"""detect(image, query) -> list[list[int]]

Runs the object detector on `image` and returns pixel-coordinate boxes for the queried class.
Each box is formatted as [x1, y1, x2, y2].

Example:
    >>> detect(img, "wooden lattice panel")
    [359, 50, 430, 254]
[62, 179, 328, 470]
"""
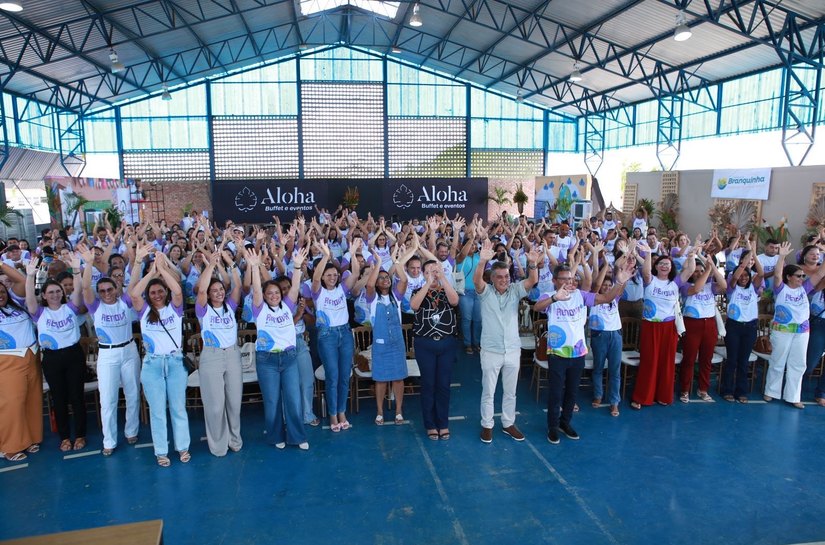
[810, 183, 825, 206]
[660, 171, 679, 199]
[622, 183, 638, 216]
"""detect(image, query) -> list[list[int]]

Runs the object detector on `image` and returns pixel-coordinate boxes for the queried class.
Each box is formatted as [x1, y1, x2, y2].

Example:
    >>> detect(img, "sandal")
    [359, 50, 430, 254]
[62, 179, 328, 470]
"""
[815, 397, 825, 407]
[763, 395, 773, 402]
[126, 436, 138, 445]
[427, 430, 439, 441]
[438, 430, 451, 440]
[330, 423, 342, 433]
[591, 398, 602, 409]
[610, 405, 620, 417]
[59, 439, 72, 452]
[723, 395, 735, 403]
[102, 448, 115, 456]
[790, 402, 805, 409]
[179, 450, 191, 463]
[679, 392, 690, 404]
[630, 401, 642, 410]
[26, 444, 40, 454]
[697, 391, 714, 402]
[340, 421, 352, 430]
[465, 346, 474, 355]
[156, 455, 171, 467]
[395, 414, 404, 425]
[375, 414, 384, 426]
[4, 452, 27, 462]
[308, 418, 321, 427]
[737, 396, 748, 404]
[73, 437, 86, 451]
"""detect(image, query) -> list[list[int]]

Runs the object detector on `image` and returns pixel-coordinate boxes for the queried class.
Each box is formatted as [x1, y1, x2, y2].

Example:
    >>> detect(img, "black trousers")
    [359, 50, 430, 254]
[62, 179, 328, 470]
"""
[42, 343, 87, 441]
[547, 355, 584, 430]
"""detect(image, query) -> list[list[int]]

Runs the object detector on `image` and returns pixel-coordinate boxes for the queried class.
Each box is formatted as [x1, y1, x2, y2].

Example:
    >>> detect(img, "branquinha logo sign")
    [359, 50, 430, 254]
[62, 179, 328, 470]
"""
[711, 168, 771, 200]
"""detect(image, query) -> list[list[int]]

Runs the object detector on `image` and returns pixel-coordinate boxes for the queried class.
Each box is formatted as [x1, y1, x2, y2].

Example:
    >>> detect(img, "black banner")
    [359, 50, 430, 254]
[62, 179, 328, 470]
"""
[212, 178, 488, 224]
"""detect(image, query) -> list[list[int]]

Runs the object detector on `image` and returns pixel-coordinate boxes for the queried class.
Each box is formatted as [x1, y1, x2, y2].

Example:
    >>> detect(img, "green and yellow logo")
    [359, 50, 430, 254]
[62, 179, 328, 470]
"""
[717, 177, 728, 190]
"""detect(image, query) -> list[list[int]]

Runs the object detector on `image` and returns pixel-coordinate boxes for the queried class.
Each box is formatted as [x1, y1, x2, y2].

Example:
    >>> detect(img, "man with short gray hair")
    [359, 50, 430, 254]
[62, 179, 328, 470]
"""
[474, 239, 540, 443]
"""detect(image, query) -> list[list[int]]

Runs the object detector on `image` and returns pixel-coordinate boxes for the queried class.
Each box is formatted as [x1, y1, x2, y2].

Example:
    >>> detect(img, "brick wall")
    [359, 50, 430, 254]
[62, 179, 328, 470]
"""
[141, 180, 212, 225]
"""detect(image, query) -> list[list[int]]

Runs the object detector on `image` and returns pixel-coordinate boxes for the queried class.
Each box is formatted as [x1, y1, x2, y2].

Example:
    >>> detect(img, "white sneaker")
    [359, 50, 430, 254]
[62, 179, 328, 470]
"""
[298, 442, 309, 451]
[275, 442, 286, 449]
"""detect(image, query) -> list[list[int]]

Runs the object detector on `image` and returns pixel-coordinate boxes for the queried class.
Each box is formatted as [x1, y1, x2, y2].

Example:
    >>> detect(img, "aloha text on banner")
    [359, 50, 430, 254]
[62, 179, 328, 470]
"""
[711, 168, 771, 200]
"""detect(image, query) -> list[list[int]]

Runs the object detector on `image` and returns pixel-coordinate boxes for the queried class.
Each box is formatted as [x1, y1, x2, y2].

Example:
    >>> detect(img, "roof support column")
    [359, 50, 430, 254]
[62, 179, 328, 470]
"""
[776, 16, 824, 166]
[655, 93, 682, 171]
[58, 109, 86, 176]
[583, 113, 605, 177]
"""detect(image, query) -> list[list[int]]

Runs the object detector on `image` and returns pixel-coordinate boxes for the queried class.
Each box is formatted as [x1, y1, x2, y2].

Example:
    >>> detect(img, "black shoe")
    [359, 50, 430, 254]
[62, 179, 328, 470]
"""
[559, 423, 579, 440]
[547, 429, 560, 444]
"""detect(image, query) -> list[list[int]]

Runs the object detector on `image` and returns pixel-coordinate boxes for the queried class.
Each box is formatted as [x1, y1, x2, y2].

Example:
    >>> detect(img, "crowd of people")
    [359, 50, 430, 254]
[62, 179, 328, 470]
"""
[1, 203, 823, 465]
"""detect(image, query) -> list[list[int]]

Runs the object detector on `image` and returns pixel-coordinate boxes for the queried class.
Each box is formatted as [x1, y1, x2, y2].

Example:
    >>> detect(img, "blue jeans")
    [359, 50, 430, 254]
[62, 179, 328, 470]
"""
[317, 324, 354, 416]
[141, 353, 190, 456]
[295, 336, 318, 424]
[256, 349, 307, 445]
[805, 316, 825, 399]
[590, 330, 622, 405]
[415, 336, 456, 430]
[459, 289, 482, 348]
[722, 319, 758, 398]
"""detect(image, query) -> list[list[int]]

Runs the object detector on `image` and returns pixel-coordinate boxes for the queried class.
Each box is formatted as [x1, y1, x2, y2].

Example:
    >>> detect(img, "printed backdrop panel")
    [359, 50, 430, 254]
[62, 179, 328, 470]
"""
[213, 178, 488, 224]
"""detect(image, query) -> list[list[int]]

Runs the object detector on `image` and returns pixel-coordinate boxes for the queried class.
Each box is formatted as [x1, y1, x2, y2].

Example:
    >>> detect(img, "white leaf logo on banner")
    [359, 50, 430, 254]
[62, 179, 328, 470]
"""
[393, 184, 414, 209]
[234, 187, 258, 212]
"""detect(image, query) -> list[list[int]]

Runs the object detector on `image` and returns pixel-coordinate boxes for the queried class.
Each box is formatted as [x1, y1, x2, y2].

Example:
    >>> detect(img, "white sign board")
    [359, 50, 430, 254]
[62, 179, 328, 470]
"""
[711, 168, 771, 200]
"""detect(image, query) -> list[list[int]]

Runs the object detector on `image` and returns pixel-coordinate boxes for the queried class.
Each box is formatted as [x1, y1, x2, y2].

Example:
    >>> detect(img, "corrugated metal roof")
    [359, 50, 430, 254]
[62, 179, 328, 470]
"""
[0, 147, 82, 181]
[0, 0, 820, 116]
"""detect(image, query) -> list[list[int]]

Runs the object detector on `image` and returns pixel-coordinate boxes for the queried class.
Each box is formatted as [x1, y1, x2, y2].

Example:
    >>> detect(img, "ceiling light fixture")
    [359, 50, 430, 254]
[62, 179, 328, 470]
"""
[674, 11, 692, 42]
[391, 45, 402, 54]
[409, 3, 423, 27]
[299, 42, 309, 50]
[569, 62, 583, 82]
[515, 90, 524, 103]
[161, 84, 172, 101]
[0, 0, 22, 12]
[109, 49, 125, 74]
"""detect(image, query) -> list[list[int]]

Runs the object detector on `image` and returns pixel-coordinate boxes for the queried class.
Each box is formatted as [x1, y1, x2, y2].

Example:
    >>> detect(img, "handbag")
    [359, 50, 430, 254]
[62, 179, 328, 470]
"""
[714, 307, 726, 338]
[674, 300, 686, 337]
[754, 335, 772, 354]
[453, 261, 466, 295]
[240, 341, 257, 373]
[158, 319, 198, 372]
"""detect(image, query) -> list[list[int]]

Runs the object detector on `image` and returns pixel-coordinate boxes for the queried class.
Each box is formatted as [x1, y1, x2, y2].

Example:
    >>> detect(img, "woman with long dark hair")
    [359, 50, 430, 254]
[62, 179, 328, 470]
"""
[312, 239, 361, 432]
[765, 242, 825, 408]
[129, 246, 190, 467]
[247, 248, 309, 450]
[721, 244, 763, 403]
[25, 256, 86, 451]
[195, 249, 243, 456]
[364, 246, 408, 424]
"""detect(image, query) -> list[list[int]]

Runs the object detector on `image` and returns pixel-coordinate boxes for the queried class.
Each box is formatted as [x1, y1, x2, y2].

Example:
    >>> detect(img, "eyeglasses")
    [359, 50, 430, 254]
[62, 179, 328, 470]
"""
[792, 273, 807, 278]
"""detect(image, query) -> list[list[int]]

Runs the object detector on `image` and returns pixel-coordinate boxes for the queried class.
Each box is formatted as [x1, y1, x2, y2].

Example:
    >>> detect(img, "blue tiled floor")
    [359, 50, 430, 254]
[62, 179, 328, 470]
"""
[1, 352, 823, 545]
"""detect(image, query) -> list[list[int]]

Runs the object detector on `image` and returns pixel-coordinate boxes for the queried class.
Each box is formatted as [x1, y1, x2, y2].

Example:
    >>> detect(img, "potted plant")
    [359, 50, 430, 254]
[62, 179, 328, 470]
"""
[513, 183, 530, 215]
[342, 186, 360, 209]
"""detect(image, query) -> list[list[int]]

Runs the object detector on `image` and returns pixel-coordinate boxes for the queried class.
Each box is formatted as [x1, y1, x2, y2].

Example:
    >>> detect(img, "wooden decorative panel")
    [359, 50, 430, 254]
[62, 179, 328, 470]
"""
[660, 171, 679, 199]
[622, 183, 638, 216]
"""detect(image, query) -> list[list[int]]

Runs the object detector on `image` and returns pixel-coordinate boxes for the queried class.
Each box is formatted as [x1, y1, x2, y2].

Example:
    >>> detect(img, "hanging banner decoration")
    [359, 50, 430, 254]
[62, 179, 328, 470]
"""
[711, 168, 772, 200]
[212, 178, 488, 224]
[533, 175, 591, 222]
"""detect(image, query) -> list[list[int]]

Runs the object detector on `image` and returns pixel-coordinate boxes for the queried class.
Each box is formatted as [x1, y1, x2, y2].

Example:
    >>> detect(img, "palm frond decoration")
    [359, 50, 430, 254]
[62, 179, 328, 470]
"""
[806, 196, 825, 230]
[728, 200, 756, 234]
[657, 193, 679, 231]
[0, 202, 22, 227]
[707, 201, 733, 234]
